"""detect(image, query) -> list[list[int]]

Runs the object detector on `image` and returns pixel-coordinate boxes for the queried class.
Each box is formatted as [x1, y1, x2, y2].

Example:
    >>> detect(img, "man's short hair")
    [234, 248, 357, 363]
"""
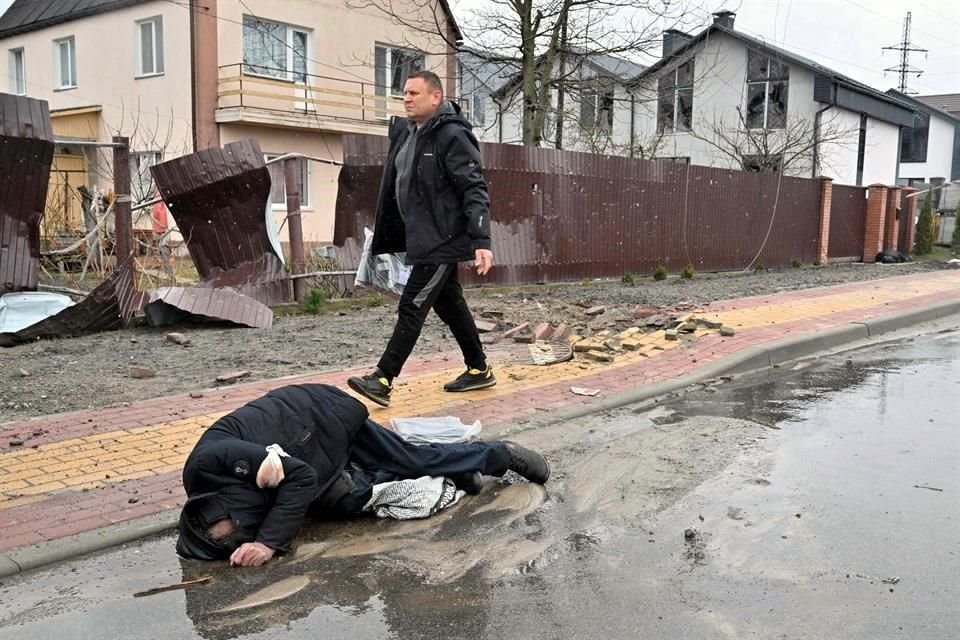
[407, 70, 443, 96]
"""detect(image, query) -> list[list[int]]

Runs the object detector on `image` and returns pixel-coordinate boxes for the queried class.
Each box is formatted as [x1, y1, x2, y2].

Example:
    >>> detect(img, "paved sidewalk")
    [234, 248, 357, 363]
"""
[2, 270, 959, 567]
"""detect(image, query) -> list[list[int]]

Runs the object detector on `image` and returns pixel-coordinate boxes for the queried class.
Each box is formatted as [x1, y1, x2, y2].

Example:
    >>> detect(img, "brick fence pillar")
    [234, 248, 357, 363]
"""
[864, 184, 888, 262]
[816, 176, 833, 264]
[899, 187, 918, 254]
[883, 187, 901, 252]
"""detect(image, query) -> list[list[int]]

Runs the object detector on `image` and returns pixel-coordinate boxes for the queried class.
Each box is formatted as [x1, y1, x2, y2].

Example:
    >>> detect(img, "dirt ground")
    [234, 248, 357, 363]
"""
[0, 261, 947, 422]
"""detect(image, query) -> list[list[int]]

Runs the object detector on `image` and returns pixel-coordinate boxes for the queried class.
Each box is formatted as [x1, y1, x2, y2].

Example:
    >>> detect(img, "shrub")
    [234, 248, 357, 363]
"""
[914, 191, 934, 256]
[653, 265, 668, 281]
[366, 293, 384, 308]
[622, 272, 636, 285]
[680, 263, 695, 279]
[791, 259, 803, 268]
[753, 261, 766, 272]
[303, 288, 327, 315]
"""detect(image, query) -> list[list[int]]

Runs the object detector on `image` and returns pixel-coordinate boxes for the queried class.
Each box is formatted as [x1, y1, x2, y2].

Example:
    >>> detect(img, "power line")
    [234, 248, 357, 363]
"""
[882, 11, 927, 95]
[843, 0, 960, 48]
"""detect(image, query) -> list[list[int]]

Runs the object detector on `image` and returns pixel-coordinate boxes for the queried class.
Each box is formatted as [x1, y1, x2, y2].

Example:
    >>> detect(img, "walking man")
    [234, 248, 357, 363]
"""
[348, 70, 494, 407]
[175, 383, 550, 566]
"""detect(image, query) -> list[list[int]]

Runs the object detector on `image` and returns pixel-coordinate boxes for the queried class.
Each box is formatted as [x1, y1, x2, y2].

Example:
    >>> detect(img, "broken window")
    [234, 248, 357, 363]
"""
[580, 82, 615, 132]
[745, 50, 789, 129]
[130, 151, 162, 204]
[742, 154, 782, 173]
[657, 59, 694, 133]
[899, 111, 929, 163]
[243, 16, 310, 82]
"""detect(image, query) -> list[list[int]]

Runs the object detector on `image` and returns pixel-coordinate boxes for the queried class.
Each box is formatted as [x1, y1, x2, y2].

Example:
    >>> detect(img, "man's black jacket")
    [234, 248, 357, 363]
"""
[370, 100, 491, 264]
[181, 384, 367, 553]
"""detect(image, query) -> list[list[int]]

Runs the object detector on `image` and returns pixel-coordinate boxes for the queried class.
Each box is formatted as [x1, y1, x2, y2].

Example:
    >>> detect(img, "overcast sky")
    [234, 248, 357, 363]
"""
[451, 0, 960, 96]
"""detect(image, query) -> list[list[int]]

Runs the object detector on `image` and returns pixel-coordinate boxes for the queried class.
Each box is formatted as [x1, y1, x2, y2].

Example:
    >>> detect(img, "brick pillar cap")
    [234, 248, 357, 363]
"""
[816, 176, 833, 182]
[902, 186, 918, 193]
[868, 183, 888, 188]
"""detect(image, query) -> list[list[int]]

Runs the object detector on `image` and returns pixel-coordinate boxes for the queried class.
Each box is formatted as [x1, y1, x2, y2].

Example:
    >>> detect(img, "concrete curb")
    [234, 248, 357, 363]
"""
[2, 299, 958, 580]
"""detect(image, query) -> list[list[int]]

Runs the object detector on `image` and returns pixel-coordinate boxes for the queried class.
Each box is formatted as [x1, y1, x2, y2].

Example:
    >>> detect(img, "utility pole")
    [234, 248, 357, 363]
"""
[882, 11, 927, 95]
[555, 12, 568, 150]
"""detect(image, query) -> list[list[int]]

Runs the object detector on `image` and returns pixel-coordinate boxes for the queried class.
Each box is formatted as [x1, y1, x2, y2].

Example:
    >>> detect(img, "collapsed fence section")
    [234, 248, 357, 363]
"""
[333, 136, 823, 285]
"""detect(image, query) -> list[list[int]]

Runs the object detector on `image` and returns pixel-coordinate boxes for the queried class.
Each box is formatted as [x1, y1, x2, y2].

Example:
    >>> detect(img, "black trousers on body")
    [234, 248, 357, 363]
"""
[376, 263, 486, 379]
[336, 419, 510, 512]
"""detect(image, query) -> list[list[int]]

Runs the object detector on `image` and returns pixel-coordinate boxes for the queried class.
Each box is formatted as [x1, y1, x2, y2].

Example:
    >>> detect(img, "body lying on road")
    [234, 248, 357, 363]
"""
[176, 383, 550, 567]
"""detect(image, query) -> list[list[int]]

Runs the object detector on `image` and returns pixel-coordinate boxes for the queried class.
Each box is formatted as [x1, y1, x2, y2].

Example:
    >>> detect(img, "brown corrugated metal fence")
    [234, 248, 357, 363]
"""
[828, 184, 868, 260]
[334, 136, 822, 285]
[0, 93, 55, 293]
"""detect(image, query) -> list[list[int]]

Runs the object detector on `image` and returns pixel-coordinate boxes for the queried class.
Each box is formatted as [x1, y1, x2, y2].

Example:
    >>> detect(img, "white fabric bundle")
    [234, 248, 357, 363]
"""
[390, 416, 482, 444]
[256, 444, 290, 488]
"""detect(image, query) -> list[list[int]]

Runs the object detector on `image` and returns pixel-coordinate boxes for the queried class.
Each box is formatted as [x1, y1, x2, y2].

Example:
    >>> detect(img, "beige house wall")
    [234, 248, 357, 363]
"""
[1, 1, 194, 159]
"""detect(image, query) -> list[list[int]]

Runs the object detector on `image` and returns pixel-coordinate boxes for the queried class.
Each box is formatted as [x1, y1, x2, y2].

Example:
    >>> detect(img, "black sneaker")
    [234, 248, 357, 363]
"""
[503, 441, 550, 484]
[347, 372, 392, 407]
[449, 471, 484, 495]
[443, 366, 496, 392]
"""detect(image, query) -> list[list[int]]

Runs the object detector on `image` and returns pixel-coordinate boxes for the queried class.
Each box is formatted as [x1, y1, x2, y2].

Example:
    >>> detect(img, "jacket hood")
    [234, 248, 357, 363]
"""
[422, 99, 472, 134]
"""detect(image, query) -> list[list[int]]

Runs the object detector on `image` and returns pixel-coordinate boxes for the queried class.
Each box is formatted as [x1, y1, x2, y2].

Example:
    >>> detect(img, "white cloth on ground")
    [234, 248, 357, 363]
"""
[390, 416, 482, 444]
[362, 475, 464, 520]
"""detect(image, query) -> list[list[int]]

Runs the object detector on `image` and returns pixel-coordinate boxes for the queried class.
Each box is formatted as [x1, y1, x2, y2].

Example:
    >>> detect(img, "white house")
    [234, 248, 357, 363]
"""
[460, 48, 645, 154]
[627, 11, 915, 185]
[889, 90, 959, 212]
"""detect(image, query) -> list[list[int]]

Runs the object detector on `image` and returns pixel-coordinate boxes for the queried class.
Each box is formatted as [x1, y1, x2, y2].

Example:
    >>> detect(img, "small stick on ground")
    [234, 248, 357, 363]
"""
[133, 576, 213, 598]
[913, 484, 943, 492]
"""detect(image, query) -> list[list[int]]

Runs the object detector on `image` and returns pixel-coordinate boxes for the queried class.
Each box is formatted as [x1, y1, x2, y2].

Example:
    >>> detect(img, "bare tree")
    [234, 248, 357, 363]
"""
[690, 108, 860, 176]
[347, 0, 702, 146]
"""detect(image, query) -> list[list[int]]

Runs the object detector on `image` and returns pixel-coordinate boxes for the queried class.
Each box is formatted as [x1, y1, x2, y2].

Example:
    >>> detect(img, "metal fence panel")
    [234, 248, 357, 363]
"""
[828, 184, 868, 260]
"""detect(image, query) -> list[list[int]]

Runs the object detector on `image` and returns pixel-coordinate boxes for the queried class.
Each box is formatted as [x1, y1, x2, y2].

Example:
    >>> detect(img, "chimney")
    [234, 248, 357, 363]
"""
[663, 29, 693, 58]
[712, 10, 736, 29]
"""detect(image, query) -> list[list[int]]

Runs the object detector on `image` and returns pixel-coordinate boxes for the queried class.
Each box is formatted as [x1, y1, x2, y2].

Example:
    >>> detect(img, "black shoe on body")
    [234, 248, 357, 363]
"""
[503, 441, 551, 484]
[449, 471, 484, 495]
[347, 372, 392, 407]
[444, 365, 497, 392]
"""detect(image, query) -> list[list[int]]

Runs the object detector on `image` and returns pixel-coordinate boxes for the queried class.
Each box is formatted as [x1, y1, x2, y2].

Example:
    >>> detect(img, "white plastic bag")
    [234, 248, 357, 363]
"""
[390, 416, 482, 444]
[354, 227, 408, 295]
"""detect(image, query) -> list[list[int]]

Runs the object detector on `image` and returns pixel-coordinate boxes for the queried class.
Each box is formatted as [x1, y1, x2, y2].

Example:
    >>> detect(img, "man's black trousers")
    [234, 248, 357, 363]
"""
[377, 263, 486, 379]
[336, 419, 510, 512]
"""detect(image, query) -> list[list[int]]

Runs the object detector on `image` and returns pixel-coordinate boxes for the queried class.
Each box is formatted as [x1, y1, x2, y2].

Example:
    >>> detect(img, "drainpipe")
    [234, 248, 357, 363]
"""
[629, 91, 636, 157]
[812, 104, 832, 178]
[496, 98, 504, 143]
[189, 0, 198, 152]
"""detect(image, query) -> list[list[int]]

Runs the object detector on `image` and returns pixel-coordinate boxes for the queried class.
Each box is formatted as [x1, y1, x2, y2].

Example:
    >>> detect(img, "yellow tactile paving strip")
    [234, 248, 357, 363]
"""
[2, 272, 958, 510]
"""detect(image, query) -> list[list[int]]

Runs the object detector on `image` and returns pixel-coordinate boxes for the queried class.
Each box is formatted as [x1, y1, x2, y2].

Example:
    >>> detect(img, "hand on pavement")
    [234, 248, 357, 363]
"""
[475, 249, 494, 276]
[229, 542, 275, 567]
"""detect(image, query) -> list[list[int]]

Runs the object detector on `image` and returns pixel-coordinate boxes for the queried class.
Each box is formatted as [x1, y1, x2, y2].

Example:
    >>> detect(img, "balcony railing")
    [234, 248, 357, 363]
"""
[217, 63, 406, 126]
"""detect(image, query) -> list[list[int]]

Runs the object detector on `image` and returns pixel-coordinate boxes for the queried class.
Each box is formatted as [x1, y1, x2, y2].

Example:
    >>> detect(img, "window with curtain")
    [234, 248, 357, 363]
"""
[243, 16, 309, 82]
[136, 17, 164, 77]
[54, 37, 76, 89]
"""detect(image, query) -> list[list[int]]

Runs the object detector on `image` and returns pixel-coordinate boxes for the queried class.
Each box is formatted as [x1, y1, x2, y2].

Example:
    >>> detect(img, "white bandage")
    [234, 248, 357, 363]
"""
[256, 444, 290, 488]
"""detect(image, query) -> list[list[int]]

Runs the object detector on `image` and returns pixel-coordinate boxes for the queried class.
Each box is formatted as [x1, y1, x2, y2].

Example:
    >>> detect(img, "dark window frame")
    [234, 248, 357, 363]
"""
[745, 50, 789, 130]
[899, 111, 930, 163]
[657, 59, 694, 134]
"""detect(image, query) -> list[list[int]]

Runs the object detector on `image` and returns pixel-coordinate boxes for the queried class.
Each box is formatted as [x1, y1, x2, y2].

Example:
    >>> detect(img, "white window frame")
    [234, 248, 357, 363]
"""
[54, 36, 77, 90]
[135, 16, 165, 78]
[264, 154, 311, 210]
[130, 151, 163, 203]
[375, 44, 425, 99]
[242, 16, 311, 84]
[8, 48, 26, 95]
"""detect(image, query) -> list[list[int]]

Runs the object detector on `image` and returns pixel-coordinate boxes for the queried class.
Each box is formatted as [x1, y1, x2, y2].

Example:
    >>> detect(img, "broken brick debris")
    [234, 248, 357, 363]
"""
[665, 329, 679, 341]
[163, 332, 191, 345]
[130, 366, 157, 379]
[532, 322, 552, 341]
[585, 350, 613, 362]
[720, 326, 736, 337]
[503, 322, 530, 339]
[216, 370, 252, 384]
[585, 306, 606, 316]
[632, 304, 659, 319]
[552, 324, 571, 340]
[474, 320, 499, 333]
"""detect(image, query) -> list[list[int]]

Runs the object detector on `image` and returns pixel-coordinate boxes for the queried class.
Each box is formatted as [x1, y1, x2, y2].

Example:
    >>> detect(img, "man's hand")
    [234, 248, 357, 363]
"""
[474, 249, 494, 276]
[229, 542, 275, 567]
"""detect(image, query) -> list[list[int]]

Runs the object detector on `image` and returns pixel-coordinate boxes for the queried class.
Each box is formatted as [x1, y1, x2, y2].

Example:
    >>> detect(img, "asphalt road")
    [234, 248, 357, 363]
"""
[1, 328, 957, 640]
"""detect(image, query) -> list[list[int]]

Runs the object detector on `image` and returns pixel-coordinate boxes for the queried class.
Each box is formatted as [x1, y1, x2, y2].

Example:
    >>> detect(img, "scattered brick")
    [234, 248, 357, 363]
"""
[216, 370, 252, 384]
[585, 350, 614, 362]
[480, 334, 500, 345]
[503, 322, 530, 339]
[480, 310, 504, 319]
[696, 317, 723, 329]
[585, 306, 606, 316]
[163, 332, 191, 346]
[129, 366, 157, 379]
[618, 327, 641, 339]
[566, 334, 583, 346]
[474, 320, 499, 333]
[574, 340, 604, 352]
[532, 322, 552, 341]
[189, 392, 205, 399]
[720, 326, 736, 337]
[552, 324, 571, 340]
[665, 329, 679, 341]
[621, 338, 644, 350]
[633, 304, 659, 319]
[513, 330, 535, 344]
[19, 368, 31, 377]
[677, 322, 698, 333]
